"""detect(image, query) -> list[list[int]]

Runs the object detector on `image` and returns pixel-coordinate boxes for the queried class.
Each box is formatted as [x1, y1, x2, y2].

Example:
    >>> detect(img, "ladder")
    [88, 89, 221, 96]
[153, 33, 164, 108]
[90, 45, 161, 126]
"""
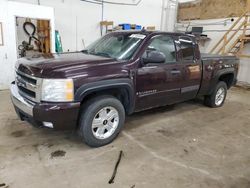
[210, 11, 250, 58]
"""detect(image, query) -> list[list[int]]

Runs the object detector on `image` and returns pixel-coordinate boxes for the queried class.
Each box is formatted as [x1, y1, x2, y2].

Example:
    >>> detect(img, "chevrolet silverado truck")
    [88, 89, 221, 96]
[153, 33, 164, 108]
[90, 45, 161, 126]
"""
[11, 31, 239, 147]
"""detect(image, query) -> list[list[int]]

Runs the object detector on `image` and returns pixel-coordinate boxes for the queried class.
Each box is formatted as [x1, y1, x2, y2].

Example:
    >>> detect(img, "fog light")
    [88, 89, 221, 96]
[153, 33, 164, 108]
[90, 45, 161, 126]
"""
[43, 122, 53, 128]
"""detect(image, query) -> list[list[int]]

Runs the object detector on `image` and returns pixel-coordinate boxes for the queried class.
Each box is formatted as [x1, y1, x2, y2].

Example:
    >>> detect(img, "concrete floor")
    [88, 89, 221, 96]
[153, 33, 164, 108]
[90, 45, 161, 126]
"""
[0, 87, 250, 188]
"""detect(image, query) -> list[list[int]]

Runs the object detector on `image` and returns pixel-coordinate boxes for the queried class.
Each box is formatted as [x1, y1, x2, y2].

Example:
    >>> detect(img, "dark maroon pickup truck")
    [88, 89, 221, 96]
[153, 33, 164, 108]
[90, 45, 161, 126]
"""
[11, 31, 239, 147]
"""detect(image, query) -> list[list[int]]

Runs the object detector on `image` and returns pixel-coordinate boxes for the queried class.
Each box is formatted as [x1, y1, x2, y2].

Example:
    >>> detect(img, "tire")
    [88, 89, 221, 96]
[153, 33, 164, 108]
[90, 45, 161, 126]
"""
[204, 81, 227, 108]
[78, 95, 125, 147]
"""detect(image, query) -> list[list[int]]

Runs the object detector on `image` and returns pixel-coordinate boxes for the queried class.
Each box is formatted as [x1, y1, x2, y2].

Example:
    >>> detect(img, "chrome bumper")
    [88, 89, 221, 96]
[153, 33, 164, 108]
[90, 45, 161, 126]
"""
[10, 83, 34, 116]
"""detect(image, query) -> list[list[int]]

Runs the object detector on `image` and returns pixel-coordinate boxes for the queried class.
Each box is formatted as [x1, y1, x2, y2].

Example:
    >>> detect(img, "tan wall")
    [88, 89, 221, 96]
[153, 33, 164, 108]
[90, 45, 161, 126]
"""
[248, 0, 250, 10]
[178, 0, 249, 21]
[178, 2, 202, 20]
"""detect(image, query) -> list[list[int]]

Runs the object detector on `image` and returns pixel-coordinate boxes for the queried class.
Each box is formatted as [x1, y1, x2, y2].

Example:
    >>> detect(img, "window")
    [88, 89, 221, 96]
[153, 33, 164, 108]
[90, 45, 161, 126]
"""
[143, 35, 176, 63]
[179, 37, 194, 61]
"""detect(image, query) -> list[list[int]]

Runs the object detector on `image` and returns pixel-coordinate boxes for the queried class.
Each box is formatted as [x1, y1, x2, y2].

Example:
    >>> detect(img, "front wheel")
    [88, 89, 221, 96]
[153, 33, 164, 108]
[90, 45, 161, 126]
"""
[204, 81, 227, 108]
[78, 95, 125, 147]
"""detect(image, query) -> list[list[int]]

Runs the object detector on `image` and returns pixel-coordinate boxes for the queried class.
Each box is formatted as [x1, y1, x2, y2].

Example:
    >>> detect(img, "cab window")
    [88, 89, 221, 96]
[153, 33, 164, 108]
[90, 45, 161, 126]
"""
[179, 37, 194, 61]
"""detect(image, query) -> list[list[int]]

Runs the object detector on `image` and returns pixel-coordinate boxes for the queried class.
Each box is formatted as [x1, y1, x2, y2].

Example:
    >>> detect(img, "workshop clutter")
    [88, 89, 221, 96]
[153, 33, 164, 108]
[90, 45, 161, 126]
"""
[100, 20, 155, 36]
[16, 17, 51, 57]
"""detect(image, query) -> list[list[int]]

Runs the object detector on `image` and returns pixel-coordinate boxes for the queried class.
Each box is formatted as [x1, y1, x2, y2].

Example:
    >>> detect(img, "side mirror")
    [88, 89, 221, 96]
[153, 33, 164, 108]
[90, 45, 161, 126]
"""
[143, 51, 166, 64]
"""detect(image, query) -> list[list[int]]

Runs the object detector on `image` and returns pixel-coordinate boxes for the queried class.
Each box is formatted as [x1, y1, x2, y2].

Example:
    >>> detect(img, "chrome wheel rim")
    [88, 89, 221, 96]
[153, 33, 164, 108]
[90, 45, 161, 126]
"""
[215, 87, 225, 106]
[92, 106, 119, 140]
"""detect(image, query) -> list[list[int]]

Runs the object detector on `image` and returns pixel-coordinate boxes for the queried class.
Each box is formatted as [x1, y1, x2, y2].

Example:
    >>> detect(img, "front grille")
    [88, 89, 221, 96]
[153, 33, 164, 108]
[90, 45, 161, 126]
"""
[18, 85, 36, 98]
[15, 71, 42, 102]
[16, 72, 37, 85]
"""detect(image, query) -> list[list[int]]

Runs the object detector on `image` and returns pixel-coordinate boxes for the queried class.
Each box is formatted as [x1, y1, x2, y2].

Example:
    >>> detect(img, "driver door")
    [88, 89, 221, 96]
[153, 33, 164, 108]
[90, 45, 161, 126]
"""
[135, 35, 183, 111]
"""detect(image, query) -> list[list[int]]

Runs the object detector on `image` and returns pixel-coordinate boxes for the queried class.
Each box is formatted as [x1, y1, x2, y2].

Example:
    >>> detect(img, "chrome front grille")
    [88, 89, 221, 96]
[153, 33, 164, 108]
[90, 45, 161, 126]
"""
[15, 71, 42, 103]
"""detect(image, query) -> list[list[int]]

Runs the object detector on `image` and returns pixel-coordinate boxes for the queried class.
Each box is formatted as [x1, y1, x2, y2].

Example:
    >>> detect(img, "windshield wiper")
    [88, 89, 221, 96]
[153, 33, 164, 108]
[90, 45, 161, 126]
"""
[90, 52, 112, 58]
[95, 52, 112, 58]
[81, 49, 89, 54]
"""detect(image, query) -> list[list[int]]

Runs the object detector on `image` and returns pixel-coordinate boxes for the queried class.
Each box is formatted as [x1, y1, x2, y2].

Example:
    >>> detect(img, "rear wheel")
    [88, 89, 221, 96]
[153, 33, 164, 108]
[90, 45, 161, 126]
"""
[204, 81, 227, 108]
[78, 95, 125, 147]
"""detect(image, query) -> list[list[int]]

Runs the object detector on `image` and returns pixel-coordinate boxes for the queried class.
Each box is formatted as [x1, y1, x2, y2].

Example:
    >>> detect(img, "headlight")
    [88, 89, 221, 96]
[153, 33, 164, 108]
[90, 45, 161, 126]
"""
[41, 79, 74, 102]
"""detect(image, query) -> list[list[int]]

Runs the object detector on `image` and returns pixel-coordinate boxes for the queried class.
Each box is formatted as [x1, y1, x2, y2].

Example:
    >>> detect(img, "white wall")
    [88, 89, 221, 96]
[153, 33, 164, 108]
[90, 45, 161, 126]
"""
[176, 18, 250, 85]
[161, 0, 178, 32]
[0, 0, 9, 89]
[0, 1, 55, 90]
[9, 0, 166, 51]
[178, 0, 196, 2]
[237, 44, 250, 85]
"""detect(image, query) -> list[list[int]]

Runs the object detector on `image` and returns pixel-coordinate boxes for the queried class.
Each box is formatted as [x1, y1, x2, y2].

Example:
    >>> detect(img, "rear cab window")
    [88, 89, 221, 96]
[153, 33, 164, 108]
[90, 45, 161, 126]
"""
[178, 36, 195, 61]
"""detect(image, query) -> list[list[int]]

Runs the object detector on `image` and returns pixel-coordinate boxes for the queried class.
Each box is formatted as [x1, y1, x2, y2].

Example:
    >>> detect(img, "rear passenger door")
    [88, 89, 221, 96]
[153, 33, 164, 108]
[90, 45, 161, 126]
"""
[177, 36, 202, 100]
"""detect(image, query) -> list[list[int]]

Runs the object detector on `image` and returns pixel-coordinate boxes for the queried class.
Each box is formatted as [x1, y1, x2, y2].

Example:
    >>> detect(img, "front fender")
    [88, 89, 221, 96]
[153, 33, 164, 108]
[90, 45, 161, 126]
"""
[74, 78, 135, 114]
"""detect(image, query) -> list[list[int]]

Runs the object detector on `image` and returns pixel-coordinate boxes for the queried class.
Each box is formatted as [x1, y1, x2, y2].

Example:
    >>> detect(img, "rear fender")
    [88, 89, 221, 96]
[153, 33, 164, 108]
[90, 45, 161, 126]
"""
[208, 68, 235, 95]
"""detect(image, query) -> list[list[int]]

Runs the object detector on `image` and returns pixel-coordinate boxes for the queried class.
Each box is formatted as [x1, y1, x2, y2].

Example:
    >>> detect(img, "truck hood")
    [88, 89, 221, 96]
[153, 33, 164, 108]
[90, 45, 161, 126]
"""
[16, 52, 119, 78]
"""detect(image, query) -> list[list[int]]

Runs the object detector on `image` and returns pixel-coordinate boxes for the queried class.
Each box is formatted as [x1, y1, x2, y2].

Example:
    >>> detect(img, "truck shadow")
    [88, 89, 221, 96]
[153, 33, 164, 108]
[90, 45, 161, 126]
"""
[124, 98, 205, 131]
[6, 96, 206, 150]
[29, 98, 205, 147]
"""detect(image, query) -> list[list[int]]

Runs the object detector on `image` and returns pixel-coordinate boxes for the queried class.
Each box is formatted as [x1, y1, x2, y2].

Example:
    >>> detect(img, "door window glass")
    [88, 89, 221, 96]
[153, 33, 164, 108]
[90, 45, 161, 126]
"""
[143, 35, 176, 63]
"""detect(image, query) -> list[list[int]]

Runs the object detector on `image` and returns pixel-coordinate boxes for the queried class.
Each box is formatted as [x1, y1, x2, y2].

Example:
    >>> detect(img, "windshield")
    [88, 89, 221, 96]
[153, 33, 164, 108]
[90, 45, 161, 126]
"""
[83, 33, 146, 60]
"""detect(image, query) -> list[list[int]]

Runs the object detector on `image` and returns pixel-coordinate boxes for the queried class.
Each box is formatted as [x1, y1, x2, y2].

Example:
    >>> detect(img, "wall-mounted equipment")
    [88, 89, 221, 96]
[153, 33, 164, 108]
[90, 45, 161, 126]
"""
[16, 17, 51, 58]
[191, 27, 203, 34]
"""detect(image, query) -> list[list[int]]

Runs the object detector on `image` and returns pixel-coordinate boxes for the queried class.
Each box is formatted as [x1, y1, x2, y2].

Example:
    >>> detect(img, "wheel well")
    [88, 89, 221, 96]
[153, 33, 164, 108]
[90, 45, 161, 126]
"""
[80, 88, 132, 114]
[219, 73, 234, 89]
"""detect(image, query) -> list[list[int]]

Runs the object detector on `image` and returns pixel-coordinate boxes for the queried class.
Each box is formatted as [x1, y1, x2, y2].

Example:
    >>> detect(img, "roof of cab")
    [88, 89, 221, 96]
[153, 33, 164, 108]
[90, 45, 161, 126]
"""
[111, 30, 195, 38]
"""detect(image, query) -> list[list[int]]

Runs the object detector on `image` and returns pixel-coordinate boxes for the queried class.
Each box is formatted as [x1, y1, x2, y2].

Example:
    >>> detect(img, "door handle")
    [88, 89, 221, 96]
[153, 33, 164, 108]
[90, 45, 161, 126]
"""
[144, 66, 157, 69]
[171, 69, 181, 75]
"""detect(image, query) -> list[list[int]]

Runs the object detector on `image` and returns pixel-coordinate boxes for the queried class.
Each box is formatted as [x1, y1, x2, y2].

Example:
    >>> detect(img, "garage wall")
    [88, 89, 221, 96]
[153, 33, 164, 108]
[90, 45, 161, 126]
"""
[0, 0, 9, 89]
[237, 44, 250, 85]
[9, 0, 165, 51]
[0, 0, 177, 90]
[176, 18, 250, 85]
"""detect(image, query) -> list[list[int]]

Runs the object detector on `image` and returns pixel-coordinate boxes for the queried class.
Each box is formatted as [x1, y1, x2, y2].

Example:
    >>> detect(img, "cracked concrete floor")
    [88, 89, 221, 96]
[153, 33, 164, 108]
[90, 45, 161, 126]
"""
[0, 87, 250, 188]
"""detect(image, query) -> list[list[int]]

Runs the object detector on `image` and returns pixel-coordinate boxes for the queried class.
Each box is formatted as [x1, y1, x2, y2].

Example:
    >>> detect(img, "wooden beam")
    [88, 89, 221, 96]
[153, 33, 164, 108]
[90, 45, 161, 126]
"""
[216, 21, 246, 54]
[210, 11, 247, 53]
[238, 54, 250, 58]
[226, 37, 240, 54]
[239, 15, 248, 54]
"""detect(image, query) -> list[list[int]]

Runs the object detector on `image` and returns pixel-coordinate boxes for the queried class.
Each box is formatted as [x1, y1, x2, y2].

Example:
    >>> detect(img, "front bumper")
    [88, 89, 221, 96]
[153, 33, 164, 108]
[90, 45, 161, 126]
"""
[11, 82, 34, 116]
[11, 82, 81, 130]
